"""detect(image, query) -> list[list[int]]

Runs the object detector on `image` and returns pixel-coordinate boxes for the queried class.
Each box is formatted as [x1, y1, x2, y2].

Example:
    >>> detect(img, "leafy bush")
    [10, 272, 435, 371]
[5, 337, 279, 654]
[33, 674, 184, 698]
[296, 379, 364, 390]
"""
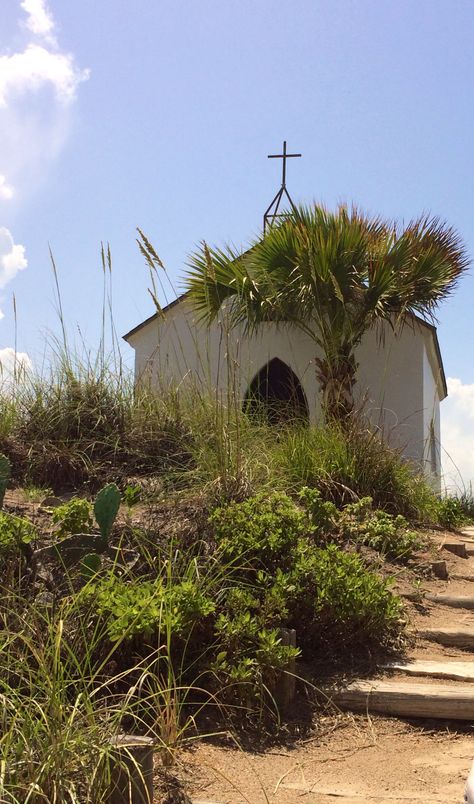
[0, 511, 36, 556]
[210, 490, 311, 573]
[298, 486, 338, 541]
[211, 492, 404, 658]
[436, 495, 467, 530]
[338, 497, 422, 560]
[280, 541, 402, 652]
[52, 497, 94, 536]
[213, 621, 299, 703]
[123, 483, 141, 507]
[87, 573, 216, 643]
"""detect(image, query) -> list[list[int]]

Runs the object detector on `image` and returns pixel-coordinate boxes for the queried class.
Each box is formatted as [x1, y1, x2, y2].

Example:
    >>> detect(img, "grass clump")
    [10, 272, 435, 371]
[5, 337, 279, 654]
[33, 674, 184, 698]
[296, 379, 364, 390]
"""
[0, 359, 196, 493]
[275, 422, 437, 521]
[436, 493, 474, 530]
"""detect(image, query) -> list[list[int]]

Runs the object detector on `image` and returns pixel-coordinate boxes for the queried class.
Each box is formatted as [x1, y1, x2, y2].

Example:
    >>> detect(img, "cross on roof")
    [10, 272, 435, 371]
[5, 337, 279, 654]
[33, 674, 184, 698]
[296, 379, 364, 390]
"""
[264, 140, 302, 233]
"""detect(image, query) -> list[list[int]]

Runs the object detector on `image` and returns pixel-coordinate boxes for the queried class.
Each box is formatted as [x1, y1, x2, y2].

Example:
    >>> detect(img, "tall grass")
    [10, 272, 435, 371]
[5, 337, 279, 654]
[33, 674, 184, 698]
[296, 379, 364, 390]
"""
[0, 351, 437, 520]
[0, 537, 232, 802]
[274, 421, 437, 520]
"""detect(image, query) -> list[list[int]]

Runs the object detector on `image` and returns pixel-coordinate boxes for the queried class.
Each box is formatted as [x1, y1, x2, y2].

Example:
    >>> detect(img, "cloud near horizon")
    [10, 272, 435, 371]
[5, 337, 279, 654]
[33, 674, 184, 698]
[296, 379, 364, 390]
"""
[0, 347, 32, 386]
[0, 227, 28, 318]
[441, 376, 474, 491]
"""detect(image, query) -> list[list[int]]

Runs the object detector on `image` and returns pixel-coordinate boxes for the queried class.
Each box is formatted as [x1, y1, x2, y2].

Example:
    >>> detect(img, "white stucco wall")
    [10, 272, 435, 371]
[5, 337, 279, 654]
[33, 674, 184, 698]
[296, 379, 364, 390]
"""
[126, 300, 444, 476]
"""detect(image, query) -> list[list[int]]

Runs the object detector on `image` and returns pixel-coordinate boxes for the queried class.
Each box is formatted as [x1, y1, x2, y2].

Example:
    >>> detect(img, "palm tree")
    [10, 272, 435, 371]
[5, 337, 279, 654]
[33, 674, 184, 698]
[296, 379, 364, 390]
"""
[185, 204, 468, 421]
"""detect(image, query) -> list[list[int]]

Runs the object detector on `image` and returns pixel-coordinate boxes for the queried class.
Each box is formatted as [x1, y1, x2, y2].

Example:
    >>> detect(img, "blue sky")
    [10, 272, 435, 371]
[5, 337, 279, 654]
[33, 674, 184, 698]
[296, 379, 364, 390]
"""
[1, 0, 473, 487]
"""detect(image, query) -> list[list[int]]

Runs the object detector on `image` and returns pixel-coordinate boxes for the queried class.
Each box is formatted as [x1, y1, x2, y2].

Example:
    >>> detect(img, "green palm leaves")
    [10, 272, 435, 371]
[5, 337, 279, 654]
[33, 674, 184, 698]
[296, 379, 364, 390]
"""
[186, 204, 468, 419]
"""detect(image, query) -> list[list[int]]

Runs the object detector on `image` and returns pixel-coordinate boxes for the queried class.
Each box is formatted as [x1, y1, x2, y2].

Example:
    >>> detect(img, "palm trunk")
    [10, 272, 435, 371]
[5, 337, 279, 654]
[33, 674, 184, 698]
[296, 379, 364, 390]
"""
[315, 348, 358, 422]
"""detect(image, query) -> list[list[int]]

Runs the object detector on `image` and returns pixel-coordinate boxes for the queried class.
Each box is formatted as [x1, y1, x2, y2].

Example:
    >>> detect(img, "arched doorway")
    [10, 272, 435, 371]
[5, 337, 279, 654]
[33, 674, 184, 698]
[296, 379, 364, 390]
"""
[244, 358, 309, 424]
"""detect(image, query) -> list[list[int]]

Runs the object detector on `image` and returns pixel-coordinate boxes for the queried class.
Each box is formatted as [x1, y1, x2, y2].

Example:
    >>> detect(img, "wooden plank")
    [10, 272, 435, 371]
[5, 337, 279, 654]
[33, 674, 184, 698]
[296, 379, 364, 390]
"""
[425, 593, 474, 610]
[442, 541, 468, 558]
[385, 659, 474, 681]
[419, 626, 474, 648]
[333, 679, 474, 719]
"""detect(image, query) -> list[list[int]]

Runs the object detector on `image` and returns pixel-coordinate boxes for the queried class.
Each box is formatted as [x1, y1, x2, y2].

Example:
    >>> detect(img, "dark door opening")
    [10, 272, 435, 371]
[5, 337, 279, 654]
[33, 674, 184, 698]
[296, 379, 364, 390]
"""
[244, 358, 309, 424]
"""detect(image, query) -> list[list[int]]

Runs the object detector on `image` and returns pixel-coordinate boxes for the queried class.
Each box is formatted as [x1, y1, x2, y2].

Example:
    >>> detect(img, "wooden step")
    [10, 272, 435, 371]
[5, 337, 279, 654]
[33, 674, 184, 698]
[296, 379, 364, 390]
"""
[425, 592, 474, 610]
[333, 678, 474, 719]
[442, 541, 468, 558]
[385, 659, 474, 681]
[418, 626, 474, 649]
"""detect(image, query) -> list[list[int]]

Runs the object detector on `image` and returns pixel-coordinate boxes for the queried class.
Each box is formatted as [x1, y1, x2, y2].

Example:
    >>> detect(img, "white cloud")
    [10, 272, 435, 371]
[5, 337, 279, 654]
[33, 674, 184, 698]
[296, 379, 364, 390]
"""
[21, 0, 55, 41]
[0, 44, 89, 108]
[0, 2, 89, 206]
[0, 228, 27, 318]
[0, 175, 14, 201]
[0, 227, 27, 290]
[441, 377, 474, 492]
[0, 347, 32, 386]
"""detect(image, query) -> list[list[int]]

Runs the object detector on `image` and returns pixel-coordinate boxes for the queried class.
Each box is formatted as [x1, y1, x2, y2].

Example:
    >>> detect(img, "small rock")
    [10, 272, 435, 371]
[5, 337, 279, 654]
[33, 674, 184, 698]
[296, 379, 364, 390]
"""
[40, 495, 63, 509]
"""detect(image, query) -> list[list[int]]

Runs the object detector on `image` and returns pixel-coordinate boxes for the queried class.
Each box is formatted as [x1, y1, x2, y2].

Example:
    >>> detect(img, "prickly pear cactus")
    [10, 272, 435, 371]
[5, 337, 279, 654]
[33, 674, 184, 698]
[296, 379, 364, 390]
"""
[80, 552, 101, 580]
[94, 483, 121, 551]
[0, 453, 11, 509]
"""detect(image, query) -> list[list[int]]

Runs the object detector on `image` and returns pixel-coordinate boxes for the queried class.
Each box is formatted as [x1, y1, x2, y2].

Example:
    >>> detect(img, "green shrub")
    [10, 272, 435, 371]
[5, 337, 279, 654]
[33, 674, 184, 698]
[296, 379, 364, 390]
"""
[210, 490, 311, 573]
[52, 497, 94, 536]
[298, 486, 338, 541]
[123, 483, 141, 507]
[280, 541, 402, 652]
[85, 573, 215, 643]
[339, 497, 422, 560]
[0, 511, 36, 556]
[213, 622, 299, 703]
[211, 493, 404, 660]
[436, 495, 466, 530]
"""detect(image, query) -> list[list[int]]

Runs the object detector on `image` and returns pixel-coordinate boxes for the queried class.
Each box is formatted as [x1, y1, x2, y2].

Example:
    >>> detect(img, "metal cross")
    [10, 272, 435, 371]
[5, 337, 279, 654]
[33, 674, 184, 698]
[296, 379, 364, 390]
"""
[267, 140, 301, 189]
[264, 140, 302, 232]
